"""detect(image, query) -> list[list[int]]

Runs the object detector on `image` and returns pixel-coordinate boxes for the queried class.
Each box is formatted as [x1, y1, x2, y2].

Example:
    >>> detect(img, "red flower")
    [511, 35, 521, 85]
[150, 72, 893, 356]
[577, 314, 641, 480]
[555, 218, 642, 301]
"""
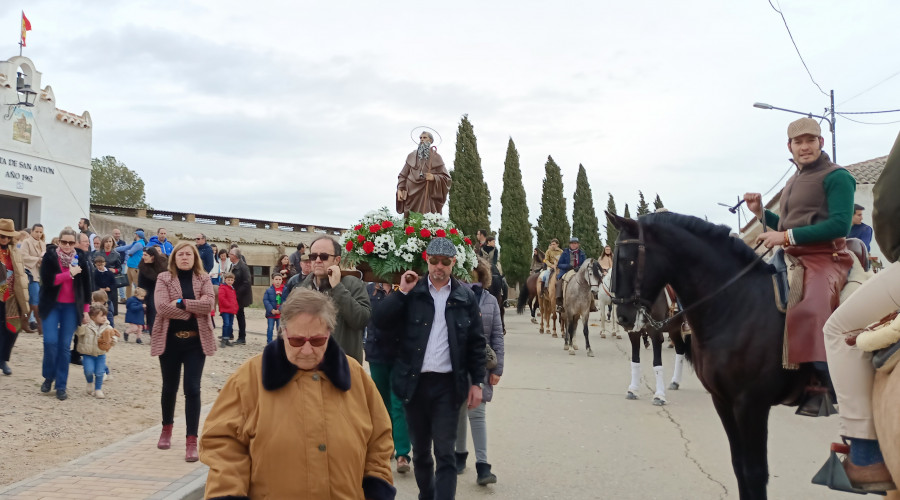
[382, 220, 394, 229]
[369, 224, 381, 233]
[464, 237, 472, 245]
[357, 234, 365, 242]
[354, 224, 363, 231]
[422, 251, 428, 261]
[420, 229, 431, 238]
[450, 228, 458, 235]
[363, 241, 375, 254]
[346, 241, 354, 251]
[405, 226, 415, 235]
[435, 229, 447, 238]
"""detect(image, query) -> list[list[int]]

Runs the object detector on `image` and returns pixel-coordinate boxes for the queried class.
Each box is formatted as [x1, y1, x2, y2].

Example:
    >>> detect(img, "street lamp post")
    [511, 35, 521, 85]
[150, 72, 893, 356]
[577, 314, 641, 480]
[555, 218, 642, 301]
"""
[753, 89, 837, 163]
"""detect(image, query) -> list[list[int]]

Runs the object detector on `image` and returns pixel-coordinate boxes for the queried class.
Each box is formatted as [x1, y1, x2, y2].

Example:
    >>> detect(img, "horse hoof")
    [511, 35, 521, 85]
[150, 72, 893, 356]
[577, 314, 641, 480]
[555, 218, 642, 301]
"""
[568, 349, 576, 356]
[552, 333, 558, 338]
[563, 344, 569, 351]
[653, 397, 667, 406]
[626, 392, 638, 400]
[539, 329, 544, 334]
[572, 344, 579, 350]
[531, 318, 538, 324]
[587, 349, 594, 357]
[668, 382, 680, 390]
[616, 335, 622, 339]
[600, 334, 607, 339]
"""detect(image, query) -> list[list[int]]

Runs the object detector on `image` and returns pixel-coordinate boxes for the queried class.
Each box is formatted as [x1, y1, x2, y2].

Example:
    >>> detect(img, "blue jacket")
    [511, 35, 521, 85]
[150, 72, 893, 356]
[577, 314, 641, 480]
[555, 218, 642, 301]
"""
[848, 223, 874, 251]
[147, 236, 173, 256]
[197, 243, 215, 273]
[125, 296, 145, 325]
[116, 238, 146, 268]
[364, 283, 398, 364]
[557, 248, 587, 279]
[263, 285, 284, 318]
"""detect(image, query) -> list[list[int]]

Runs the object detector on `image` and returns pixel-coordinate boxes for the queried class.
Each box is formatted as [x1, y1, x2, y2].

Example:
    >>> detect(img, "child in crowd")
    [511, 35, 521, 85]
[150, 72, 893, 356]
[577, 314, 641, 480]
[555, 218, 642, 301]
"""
[93, 256, 116, 327]
[124, 288, 147, 344]
[91, 291, 114, 380]
[218, 272, 238, 347]
[263, 273, 284, 343]
[75, 303, 119, 399]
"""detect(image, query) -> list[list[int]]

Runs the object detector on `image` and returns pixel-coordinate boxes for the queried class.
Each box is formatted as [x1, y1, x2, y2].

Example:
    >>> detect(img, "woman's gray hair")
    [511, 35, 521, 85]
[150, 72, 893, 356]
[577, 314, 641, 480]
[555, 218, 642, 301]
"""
[59, 227, 76, 240]
[280, 288, 337, 333]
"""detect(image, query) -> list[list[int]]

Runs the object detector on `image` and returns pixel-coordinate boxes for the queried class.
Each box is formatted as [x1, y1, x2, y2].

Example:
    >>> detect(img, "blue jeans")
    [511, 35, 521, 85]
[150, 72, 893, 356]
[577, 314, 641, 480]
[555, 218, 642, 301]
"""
[42, 303, 79, 391]
[266, 317, 280, 343]
[221, 313, 234, 339]
[27, 279, 40, 306]
[82, 354, 107, 390]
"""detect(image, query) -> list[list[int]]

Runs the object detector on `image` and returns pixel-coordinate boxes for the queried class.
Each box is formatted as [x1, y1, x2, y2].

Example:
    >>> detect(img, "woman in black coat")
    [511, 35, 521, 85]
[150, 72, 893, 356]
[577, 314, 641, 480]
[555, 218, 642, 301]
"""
[92, 235, 123, 316]
[138, 246, 168, 334]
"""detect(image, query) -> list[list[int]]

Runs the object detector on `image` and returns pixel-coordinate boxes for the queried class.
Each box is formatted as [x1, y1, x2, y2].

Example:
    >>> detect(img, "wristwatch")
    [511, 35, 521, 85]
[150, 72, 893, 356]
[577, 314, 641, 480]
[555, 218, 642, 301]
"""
[477, 383, 485, 389]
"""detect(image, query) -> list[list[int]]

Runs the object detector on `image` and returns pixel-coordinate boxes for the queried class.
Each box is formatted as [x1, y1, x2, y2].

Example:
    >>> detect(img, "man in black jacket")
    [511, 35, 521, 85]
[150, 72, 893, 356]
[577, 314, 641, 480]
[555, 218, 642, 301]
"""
[229, 248, 253, 345]
[195, 233, 215, 273]
[375, 237, 486, 500]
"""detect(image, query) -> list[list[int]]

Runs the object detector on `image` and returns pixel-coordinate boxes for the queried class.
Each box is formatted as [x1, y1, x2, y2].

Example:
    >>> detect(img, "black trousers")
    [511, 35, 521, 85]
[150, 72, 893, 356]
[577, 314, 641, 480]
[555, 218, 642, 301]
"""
[0, 327, 17, 362]
[405, 373, 461, 500]
[236, 306, 246, 340]
[159, 336, 206, 436]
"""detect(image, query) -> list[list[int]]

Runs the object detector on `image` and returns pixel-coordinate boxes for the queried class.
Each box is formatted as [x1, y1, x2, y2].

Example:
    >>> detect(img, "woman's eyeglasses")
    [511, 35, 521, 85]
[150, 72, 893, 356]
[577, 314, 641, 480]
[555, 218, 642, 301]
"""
[308, 253, 333, 261]
[58, 240, 76, 246]
[286, 336, 329, 347]
[428, 256, 452, 266]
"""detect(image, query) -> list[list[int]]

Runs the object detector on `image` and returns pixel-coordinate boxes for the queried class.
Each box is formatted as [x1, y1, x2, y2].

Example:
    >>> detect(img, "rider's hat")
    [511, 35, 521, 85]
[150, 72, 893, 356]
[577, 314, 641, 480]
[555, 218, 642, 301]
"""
[569, 237, 580, 243]
[787, 117, 821, 139]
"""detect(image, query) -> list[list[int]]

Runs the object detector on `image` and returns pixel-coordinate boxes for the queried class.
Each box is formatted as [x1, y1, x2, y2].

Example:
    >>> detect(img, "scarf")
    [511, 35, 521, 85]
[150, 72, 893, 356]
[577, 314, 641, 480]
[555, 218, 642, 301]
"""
[57, 247, 75, 269]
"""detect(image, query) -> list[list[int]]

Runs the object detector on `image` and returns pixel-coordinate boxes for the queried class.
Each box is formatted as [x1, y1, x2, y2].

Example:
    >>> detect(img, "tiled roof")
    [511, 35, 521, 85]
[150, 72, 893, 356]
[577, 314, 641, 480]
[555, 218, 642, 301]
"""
[844, 155, 886, 184]
[56, 109, 91, 128]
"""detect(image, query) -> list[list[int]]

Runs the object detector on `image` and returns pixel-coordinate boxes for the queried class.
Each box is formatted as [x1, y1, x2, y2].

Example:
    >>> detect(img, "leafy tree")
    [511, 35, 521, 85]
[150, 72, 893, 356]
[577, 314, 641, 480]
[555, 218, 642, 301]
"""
[498, 138, 532, 287]
[90, 156, 149, 208]
[653, 194, 665, 211]
[448, 115, 490, 237]
[623, 203, 631, 219]
[571, 164, 601, 258]
[605, 192, 619, 248]
[636, 191, 651, 216]
[535, 156, 570, 251]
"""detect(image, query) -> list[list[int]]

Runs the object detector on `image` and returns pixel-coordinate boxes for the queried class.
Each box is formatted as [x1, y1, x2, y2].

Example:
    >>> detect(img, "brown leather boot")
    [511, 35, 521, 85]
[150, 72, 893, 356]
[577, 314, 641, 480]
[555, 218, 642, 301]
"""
[185, 435, 199, 462]
[843, 459, 896, 492]
[157, 424, 173, 450]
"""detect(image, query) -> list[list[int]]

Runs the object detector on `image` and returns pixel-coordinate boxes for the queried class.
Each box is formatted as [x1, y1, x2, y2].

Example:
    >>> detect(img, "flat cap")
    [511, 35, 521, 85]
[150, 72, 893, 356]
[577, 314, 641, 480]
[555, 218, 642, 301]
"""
[569, 237, 580, 243]
[426, 237, 457, 257]
[787, 117, 821, 139]
[300, 253, 309, 261]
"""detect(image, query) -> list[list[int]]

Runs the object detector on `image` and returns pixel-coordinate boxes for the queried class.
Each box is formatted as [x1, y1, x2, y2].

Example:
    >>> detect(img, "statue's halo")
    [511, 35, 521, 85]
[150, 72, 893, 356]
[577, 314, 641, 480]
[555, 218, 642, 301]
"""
[410, 126, 442, 148]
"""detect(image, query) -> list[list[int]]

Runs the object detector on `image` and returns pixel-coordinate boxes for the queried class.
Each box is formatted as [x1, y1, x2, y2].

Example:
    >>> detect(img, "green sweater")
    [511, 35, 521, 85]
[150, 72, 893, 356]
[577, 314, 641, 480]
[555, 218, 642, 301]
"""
[764, 169, 856, 244]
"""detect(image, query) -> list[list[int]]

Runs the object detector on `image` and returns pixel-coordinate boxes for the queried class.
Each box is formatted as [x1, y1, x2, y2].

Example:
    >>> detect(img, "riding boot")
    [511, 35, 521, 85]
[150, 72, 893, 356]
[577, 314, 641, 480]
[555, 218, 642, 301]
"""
[455, 451, 468, 474]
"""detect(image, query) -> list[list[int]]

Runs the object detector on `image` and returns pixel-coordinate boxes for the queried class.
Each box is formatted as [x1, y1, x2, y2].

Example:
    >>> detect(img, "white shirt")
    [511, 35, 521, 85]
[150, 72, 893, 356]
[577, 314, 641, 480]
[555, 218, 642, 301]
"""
[420, 277, 453, 373]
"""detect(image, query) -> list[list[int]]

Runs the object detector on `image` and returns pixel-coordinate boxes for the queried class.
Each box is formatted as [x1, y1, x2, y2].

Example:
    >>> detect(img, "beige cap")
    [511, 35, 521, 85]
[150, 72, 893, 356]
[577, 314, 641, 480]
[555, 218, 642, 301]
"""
[787, 117, 821, 139]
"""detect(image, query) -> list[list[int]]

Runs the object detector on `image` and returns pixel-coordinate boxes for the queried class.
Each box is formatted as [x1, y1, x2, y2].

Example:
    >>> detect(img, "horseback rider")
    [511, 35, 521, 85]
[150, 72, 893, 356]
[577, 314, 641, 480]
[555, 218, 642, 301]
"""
[820, 131, 900, 491]
[531, 248, 544, 274]
[556, 237, 587, 301]
[539, 239, 562, 288]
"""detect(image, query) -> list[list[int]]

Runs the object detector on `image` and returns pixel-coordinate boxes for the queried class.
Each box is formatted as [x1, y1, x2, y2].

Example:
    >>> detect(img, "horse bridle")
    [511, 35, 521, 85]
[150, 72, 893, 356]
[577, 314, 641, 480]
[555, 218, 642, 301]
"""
[611, 224, 651, 308]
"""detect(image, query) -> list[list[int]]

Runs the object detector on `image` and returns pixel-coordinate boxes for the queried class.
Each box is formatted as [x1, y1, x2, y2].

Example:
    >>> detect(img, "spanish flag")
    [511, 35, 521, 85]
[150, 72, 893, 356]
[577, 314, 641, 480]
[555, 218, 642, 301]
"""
[20, 12, 32, 47]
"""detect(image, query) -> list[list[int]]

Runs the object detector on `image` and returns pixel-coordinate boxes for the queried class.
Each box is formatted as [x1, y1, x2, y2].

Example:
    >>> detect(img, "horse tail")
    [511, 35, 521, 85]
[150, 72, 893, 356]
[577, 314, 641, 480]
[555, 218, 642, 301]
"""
[516, 283, 529, 315]
[683, 333, 693, 364]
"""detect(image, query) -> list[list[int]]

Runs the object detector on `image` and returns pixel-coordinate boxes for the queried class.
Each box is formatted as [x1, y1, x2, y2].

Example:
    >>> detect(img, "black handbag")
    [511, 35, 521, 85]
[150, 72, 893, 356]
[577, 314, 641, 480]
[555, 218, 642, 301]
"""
[114, 273, 130, 288]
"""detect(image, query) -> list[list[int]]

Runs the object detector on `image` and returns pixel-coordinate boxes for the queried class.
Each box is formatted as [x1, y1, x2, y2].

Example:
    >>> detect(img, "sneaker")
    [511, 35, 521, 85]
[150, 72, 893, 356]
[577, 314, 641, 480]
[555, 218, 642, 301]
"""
[234, 339, 246, 345]
[124, 332, 129, 342]
[41, 378, 53, 393]
[86, 382, 94, 395]
[94, 389, 105, 399]
[136, 338, 143, 344]
[104, 372, 112, 382]
[56, 390, 68, 401]
[29, 321, 38, 331]
[396, 456, 411, 473]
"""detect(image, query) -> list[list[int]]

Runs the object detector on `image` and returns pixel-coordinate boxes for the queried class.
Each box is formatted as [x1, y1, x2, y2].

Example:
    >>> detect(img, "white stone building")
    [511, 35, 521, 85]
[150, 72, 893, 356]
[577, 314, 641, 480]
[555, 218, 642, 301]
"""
[0, 55, 92, 234]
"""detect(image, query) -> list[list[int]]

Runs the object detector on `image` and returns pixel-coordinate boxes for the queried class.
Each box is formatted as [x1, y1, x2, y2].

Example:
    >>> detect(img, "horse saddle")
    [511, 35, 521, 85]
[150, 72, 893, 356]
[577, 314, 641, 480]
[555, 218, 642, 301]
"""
[852, 311, 900, 373]
[771, 238, 871, 312]
[559, 270, 576, 299]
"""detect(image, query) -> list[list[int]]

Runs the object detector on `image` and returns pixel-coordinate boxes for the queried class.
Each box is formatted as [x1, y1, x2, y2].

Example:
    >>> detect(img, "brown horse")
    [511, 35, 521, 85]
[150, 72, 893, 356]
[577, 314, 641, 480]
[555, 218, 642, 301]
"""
[517, 274, 541, 324]
[518, 269, 561, 336]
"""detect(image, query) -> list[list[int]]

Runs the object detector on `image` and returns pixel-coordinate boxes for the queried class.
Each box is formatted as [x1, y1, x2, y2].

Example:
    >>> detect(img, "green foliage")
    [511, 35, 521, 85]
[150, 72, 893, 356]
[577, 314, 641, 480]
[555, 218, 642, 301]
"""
[637, 191, 651, 216]
[498, 138, 532, 287]
[448, 115, 491, 238]
[571, 164, 601, 258]
[623, 203, 631, 219]
[605, 192, 619, 249]
[653, 194, 665, 210]
[90, 156, 149, 208]
[536, 156, 570, 251]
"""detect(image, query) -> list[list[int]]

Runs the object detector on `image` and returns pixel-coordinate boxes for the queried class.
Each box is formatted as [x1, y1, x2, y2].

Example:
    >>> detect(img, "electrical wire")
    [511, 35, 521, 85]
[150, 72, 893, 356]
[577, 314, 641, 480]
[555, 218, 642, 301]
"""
[768, 0, 829, 97]
[838, 108, 900, 115]
[762, 164, 795, 197]
[836, 113, 900, 126]
[839, 69, 900, 106]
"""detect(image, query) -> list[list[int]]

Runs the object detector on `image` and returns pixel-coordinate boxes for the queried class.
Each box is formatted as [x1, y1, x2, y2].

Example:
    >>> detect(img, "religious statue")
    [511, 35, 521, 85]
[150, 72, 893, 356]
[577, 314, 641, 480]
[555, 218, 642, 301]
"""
[396, 131, 451, 216]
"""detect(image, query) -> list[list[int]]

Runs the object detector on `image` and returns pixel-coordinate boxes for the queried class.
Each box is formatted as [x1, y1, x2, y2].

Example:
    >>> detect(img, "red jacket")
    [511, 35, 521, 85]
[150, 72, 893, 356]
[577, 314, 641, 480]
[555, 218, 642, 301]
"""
[218, 284, 239, 314]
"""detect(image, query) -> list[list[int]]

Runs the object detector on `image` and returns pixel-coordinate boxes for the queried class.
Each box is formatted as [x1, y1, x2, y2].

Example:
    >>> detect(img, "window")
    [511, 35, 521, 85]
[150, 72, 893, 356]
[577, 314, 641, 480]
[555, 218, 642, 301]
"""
[251, 266, 271, 286]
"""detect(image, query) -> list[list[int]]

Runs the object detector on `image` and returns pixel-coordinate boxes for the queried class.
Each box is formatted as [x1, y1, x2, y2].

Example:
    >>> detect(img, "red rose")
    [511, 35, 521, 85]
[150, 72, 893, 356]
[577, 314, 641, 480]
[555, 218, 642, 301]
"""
[420, 229, 431, 238]
[405, 226, 415, 235]
[354, 224, 363, 231]
[346, 241, 354, 251]
[363, 241, 375, 254]
[357, 234, 365, 242]
[464, 237, 472, 245]
[382, 220, 394, 229]
[436, 229, 447, 238]
[450, 228, 458, 235]
[422, 251, 428, 261]
[369, 224, 381, 233]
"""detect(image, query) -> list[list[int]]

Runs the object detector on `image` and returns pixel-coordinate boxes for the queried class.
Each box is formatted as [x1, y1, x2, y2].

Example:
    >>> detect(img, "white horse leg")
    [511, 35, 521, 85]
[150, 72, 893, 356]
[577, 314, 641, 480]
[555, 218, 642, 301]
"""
[669, 353, 685, 390]
[653, 365, 667, 406]
[612, 307, 622, 339]
[627, 361, 640, 400]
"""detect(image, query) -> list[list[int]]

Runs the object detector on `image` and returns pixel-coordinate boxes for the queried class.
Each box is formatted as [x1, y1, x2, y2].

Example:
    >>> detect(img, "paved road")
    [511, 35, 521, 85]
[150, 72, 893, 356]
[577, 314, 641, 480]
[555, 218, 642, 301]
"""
[394, 309, 850, 499]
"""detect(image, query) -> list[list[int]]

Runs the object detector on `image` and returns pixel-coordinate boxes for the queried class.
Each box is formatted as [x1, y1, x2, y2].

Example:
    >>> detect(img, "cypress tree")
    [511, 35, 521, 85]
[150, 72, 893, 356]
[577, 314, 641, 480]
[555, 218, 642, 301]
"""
[571, 164, 601, 258]
[448, 114, 491, 237]
[637, 191, 651, 216]
[605, 193, 619, 248]
[535, 156, 570, 251]
[498, 138, 532, 288]
[653, 194, 665, 210]
[623, 203, 631, 219]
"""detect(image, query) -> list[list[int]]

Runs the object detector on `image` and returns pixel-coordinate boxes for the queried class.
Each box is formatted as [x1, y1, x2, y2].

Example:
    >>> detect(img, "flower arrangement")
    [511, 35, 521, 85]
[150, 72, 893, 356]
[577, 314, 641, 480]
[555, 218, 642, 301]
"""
[339, 208, 478, 283]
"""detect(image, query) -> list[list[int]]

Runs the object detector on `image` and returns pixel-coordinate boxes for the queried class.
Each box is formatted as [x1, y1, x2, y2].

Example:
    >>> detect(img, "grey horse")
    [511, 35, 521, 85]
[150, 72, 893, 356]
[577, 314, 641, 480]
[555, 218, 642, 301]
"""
[559, 258, 604, 357]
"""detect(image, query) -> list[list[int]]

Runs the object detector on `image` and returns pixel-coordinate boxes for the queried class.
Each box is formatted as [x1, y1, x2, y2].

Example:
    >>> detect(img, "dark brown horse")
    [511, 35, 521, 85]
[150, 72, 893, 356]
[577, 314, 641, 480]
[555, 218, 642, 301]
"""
[517, 273, 541, 324]
[607, 211, 819, 500]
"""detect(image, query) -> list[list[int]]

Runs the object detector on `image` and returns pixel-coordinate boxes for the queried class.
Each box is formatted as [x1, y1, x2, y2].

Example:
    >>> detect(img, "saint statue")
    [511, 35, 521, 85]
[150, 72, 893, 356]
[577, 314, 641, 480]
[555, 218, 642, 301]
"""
[396, 131, 451, 216]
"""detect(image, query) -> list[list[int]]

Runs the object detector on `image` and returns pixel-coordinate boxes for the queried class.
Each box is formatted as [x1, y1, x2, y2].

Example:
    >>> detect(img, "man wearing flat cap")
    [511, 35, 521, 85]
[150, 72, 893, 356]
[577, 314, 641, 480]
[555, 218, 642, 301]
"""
[374, 237, 486, 500]
[555, 237, 587, 302]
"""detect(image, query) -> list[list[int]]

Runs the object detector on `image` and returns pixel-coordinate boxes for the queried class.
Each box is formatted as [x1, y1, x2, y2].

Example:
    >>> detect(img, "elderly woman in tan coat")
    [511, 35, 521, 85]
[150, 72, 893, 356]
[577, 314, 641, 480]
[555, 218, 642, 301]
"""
[200, 288, 395, 500]
[0, 219, 30, 375]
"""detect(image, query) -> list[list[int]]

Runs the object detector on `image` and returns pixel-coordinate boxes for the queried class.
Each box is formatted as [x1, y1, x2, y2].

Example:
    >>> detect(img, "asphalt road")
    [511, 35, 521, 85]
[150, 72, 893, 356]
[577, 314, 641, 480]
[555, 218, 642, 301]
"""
[393, 309, 852, 500]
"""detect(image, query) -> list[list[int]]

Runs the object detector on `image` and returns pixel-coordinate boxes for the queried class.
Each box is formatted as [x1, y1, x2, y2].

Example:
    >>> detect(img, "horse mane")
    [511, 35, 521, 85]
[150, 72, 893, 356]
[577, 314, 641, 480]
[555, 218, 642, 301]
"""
[640, 212, 772, 272]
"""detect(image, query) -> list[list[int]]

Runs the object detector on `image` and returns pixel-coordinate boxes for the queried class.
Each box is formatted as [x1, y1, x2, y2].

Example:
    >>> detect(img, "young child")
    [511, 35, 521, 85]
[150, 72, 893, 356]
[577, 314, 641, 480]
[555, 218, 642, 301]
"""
[93, 256, 116, 327]
[124, 288, 147, 344]
[218, 272, 238, 347]
[75, 303, 119, 398]
[263, 272, 284, 343]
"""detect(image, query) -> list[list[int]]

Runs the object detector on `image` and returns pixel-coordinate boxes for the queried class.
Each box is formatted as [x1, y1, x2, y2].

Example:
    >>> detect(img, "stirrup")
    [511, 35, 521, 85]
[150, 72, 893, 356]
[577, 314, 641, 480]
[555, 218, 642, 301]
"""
[795, 386, 838, 417]
[812, 441, 889, 495]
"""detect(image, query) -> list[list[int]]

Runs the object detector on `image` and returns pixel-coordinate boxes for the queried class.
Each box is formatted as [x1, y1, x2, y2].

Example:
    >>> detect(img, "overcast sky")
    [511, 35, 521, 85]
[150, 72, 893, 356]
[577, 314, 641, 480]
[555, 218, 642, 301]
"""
[3, 1, 899, 237]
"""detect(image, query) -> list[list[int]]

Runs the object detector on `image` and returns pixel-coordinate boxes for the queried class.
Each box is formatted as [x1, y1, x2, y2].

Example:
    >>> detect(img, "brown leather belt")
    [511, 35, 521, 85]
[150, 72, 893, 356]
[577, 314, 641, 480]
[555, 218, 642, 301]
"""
[174, 330, 199, 339]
